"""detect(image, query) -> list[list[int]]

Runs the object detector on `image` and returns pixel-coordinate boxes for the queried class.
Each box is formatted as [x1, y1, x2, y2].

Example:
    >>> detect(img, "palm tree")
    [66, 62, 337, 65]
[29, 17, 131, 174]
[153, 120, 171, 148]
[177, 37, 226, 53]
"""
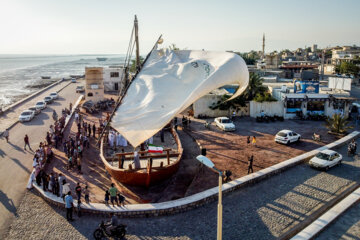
[325, 113, 353, 134]
[243, 73, 267, 101]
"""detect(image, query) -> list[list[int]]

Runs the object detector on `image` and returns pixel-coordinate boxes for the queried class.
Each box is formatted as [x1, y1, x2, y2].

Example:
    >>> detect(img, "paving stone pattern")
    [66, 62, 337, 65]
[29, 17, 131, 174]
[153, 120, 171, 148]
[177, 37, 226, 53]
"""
[6, 139, 360, 240]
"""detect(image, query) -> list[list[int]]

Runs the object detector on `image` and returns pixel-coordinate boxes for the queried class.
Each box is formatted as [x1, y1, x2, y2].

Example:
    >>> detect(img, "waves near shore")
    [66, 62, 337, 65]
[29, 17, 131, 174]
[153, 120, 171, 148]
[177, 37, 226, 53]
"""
[0, 54, 125, 107]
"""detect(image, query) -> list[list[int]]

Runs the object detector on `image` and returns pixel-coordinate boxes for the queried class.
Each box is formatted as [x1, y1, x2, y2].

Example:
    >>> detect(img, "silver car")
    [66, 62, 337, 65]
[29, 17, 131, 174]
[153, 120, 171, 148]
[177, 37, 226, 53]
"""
[35, 101, 47, 110]
[28, 106, 41, 115]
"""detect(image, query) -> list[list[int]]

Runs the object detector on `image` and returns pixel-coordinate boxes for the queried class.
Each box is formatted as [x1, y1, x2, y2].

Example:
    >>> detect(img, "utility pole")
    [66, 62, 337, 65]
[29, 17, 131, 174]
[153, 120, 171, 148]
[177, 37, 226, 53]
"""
[262, 33, 265, 59]
[134, 15, 141, 71]
[320, 49, 325, 80]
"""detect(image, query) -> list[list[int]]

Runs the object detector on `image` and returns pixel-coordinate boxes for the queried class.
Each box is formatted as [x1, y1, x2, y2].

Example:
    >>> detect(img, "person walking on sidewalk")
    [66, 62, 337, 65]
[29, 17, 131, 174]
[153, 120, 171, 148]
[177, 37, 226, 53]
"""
[248, 155, 254, 174]
[3, 129, 9, 143]
[24, 134, 32, 150]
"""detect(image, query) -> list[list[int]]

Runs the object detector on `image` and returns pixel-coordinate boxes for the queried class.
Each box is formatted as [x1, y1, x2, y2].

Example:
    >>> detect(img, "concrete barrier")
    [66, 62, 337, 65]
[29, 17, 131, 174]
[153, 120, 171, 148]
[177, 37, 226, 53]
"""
[32, 131, 360, 217]
[0, 80, 73, 136]
[291, 186, 360, 240]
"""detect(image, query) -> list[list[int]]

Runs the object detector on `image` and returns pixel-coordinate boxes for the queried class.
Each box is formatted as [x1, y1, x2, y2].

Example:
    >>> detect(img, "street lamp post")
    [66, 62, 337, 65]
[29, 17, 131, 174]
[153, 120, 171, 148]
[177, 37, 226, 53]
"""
[196, 155, 223, 240]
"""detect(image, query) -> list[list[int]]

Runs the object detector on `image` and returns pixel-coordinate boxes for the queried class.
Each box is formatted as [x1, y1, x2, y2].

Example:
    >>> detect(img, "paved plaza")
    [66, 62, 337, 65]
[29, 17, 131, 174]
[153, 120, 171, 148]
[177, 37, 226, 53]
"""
[5, 138, 360, 239]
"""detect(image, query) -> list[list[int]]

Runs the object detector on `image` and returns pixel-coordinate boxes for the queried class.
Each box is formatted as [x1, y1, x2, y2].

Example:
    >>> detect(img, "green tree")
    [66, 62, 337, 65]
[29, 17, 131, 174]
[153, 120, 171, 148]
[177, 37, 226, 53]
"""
[253, 92, 277, 102]
[243, 72, 268, 100]
[210, 73, 268, 110]
[338, 62, 360, 76]
[325, 113, 352, 134]
[236, 52, 256, 65]
[353, 56, 360, 65]
[129, 56, 144, 73]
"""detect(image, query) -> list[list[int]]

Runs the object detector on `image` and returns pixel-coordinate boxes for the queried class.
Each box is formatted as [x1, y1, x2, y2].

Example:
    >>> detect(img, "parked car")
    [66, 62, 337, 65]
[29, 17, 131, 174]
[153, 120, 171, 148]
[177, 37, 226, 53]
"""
[275, 130, 301, 145]
[35, 101, 47, 110]
[44, 96, 53, 104]
[82, 100, 97, 114]
[309, 149, 342, 170]
[19, 110, 35, 122]
[49, 92, 58, 100]
[76, 86, 85, 93]
[28, 106, 41, 115]
[214, 117, 236, 131]
[71, 78, 77, 83]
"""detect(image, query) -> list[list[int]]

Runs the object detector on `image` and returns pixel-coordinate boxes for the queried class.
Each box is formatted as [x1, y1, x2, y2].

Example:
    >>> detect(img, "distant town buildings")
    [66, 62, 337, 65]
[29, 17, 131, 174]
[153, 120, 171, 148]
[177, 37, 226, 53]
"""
[331, 46, 360, 65]
[195, 37, 359, 120]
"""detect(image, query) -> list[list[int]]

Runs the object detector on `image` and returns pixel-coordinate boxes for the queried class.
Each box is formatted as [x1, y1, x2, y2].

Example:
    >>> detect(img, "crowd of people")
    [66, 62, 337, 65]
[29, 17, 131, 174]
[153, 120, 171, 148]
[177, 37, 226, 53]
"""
[26, 110, 69, 190]
[63, 111, 96, 173]
[24, 100, 131, 221]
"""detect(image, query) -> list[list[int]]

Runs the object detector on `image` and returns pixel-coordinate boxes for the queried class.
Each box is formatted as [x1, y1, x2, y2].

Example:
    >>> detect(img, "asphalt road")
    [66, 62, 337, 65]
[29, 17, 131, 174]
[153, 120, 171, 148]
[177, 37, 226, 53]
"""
[5, 138, 360, 240]
[0, 80, 81, 238]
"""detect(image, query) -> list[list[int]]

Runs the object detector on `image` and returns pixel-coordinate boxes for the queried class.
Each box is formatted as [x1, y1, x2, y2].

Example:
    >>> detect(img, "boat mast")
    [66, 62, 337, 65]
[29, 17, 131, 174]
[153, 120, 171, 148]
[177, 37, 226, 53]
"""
[134, 15, 141, 71]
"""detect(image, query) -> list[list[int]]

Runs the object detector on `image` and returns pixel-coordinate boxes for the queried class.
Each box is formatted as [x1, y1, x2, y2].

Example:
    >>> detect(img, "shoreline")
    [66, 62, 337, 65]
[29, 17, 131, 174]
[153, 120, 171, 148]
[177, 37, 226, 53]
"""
[1, 78, 60, 109]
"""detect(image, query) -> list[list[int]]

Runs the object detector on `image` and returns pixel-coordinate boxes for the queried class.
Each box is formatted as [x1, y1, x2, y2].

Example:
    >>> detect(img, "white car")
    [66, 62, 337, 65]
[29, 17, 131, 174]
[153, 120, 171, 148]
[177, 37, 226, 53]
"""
[214, 117, 236, 131]
[19, 110, 35, 122]
[76, 86, 85, 93]
[275, 130, 301, 145]
[49, 92, 58, 100]
[35, 101, 47, 110]
[309, 149, 342, 170]
[28, 106, 41, 115]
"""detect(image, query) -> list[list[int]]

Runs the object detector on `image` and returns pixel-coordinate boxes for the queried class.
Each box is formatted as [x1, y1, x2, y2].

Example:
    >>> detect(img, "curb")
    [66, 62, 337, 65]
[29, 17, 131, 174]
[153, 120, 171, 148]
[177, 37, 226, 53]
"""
[291, 186, 360, 240]
[281, 182, 360, 240]
[0, 80, 73, 137]
[32, 131, 360, 217]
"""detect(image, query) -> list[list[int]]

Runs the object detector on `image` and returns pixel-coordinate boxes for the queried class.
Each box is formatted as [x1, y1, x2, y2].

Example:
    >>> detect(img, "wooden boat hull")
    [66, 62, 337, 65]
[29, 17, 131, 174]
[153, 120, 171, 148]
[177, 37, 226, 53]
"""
[100, 127, 183, 187]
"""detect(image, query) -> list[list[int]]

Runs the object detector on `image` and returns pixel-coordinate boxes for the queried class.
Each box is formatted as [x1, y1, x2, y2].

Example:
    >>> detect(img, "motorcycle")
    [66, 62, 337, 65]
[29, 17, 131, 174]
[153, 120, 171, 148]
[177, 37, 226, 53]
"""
[348, 144, 357, 156]
[93, 221, 127, 240]
[312, 133, 321, 142]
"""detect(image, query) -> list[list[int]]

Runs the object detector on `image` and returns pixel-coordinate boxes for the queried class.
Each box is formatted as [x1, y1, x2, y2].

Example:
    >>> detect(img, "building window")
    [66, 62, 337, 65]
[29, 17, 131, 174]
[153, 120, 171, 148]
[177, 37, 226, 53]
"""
[307, 101, 325, 111]
[286, 100, 302, 113]
[110, 72, 119, 78]
[87, 92, 93, 97]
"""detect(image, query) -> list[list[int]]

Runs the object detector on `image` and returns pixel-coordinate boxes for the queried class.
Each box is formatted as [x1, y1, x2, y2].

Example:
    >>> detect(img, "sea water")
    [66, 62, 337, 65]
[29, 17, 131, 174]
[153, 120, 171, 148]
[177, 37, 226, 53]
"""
[0, 54, 126, 107]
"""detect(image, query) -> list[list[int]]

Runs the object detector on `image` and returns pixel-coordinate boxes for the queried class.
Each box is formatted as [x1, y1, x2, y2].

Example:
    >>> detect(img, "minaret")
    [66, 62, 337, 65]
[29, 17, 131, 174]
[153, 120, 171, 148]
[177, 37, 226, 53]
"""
[262, 33, 265, 59]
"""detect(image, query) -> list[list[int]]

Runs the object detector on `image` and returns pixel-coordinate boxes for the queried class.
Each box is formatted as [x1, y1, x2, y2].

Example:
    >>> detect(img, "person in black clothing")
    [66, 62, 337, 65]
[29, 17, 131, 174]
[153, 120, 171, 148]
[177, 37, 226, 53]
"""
[75, 183, 82, 201]
[247, 136, 251, 144]
[36, 169, 43, 186]
[160, 129, 165, 142]
[120, 148, 125, 169]
[88, 124, 91, 137]
[92, 124, 96, 138]
[248, 155, 254, 174]
[41, 172, 48, 191]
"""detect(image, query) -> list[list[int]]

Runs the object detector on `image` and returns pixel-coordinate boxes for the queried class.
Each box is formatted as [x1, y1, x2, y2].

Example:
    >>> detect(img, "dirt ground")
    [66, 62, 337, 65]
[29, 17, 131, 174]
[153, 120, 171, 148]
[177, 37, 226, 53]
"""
[45, 94, 339, 205]
[187, 116, 337, 182]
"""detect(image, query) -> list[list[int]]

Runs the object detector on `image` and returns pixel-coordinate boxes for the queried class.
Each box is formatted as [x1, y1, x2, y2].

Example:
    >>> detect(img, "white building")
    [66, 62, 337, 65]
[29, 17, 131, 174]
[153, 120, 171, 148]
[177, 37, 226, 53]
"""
[331, 46, 360, 65]
[102, 66, 125, 92]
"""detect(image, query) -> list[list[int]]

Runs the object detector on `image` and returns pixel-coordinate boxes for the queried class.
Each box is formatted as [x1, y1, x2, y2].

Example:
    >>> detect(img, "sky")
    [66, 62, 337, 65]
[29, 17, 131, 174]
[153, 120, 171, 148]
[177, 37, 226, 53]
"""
[0, 0, 359, 55]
